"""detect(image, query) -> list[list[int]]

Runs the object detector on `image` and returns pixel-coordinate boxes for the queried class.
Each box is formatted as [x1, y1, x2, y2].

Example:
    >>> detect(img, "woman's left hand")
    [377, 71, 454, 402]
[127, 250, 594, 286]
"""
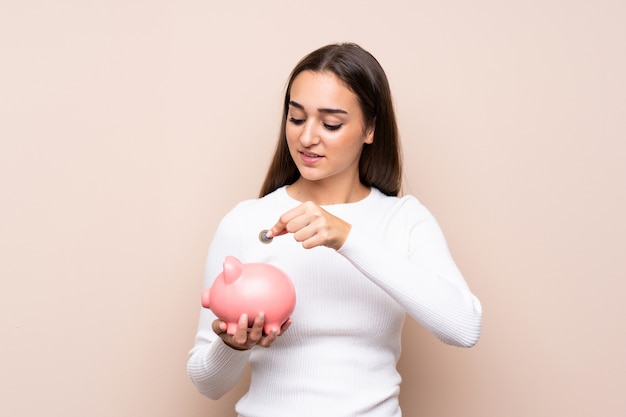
[266, 201, 351, 250]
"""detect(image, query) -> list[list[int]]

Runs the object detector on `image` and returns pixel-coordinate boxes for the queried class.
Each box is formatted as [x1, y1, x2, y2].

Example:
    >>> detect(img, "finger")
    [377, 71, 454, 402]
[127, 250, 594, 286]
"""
[212, 319, 228, 335]
[231, 314, 249, 345]
[299, 213, 351, 250]
[280, 318, 293, 333]
[267, 221, 287, 238]
[267, 213, 293, 238]
[247, 312, 265, 343]
[267, 205, 307, 238]
[258, 318, 292, 348]
[257, 330, 278, 348]
[292, 224, 317, 244]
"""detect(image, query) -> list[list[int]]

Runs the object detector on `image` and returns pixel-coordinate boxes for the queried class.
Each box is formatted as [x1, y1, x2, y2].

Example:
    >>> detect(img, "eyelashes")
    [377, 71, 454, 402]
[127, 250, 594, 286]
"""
[288, 117, 342, 131]
[288, 117, 305, 126]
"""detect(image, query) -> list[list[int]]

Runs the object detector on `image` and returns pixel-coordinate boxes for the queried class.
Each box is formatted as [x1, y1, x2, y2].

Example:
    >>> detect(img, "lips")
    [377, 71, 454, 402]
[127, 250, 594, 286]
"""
[299, 150, 323, 164]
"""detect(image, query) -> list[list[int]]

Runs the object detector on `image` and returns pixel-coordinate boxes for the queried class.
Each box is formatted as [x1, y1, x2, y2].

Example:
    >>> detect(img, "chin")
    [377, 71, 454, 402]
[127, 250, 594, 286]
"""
[295, 168, 324, 182]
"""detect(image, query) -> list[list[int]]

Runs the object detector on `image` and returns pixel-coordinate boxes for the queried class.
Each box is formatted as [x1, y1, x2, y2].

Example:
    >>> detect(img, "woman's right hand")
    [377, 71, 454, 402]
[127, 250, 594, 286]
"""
[212, 313, 292, 351]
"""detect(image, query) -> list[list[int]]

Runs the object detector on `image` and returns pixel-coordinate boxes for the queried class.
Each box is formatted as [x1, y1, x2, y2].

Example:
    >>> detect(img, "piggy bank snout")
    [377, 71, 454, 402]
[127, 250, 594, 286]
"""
[201, 288, 211, 308]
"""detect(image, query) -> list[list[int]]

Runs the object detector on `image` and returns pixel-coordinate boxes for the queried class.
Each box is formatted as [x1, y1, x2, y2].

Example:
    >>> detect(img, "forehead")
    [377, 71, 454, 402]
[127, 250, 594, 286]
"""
[289, 70, 360, 111]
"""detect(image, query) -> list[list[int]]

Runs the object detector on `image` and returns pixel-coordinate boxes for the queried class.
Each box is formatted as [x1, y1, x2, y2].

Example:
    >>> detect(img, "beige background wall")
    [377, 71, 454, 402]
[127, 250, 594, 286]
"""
[1, 1, 624, 416]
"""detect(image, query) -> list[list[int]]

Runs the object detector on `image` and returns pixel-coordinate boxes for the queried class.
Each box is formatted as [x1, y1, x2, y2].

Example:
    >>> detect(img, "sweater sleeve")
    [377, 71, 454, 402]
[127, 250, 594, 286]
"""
[186, 205, 253, 399]
[187, 329, 251, 399]
[337, 197, 482, 347]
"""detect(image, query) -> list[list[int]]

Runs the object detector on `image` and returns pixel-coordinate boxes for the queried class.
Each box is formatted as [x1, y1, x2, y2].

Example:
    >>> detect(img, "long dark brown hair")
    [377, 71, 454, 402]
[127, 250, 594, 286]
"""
[259, 43, 402, 197]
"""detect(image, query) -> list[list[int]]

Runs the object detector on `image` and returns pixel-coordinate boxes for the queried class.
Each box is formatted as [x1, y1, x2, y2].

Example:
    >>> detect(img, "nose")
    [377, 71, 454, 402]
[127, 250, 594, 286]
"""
[299, 120, 320, 147]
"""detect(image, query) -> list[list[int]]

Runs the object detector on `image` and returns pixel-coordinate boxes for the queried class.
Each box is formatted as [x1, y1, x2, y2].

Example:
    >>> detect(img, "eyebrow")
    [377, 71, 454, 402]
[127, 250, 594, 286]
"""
[288, 100, 348, 115]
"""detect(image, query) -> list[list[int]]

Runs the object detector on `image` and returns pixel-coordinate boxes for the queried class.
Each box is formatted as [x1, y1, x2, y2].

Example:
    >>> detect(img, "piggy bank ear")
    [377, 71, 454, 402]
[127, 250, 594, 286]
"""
[223, 256, 243, 284]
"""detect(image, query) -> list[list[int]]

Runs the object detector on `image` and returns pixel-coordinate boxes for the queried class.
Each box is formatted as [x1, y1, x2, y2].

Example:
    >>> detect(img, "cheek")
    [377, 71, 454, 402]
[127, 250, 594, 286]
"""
[284, 130, 301, 158]
[284, 128, 297, 149]
[285, 124, 300, 143]
[333, 130, 365, 151]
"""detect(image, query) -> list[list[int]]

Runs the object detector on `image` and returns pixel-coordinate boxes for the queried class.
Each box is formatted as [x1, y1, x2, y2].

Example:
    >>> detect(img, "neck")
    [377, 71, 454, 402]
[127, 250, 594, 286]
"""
[287, 178, 370, 205]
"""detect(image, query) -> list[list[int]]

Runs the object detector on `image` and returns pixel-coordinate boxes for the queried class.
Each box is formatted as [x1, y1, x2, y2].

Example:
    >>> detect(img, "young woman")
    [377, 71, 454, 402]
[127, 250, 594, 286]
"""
[187, 43, 482, 417]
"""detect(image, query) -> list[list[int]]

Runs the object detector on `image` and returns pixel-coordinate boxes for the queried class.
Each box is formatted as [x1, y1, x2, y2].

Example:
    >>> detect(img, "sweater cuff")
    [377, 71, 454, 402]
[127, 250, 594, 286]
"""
[337, 225, 370, 258]
[209, 337, 253, 361]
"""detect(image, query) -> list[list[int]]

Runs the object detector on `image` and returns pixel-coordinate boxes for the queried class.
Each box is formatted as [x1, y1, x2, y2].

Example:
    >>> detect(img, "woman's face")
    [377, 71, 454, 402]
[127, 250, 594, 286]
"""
[285, 70, 374, 189]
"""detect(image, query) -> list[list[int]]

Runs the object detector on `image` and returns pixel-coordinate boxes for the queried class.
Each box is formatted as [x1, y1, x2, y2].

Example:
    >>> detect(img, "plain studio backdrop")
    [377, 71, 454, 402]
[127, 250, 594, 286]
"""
[1, 1, 624, 416]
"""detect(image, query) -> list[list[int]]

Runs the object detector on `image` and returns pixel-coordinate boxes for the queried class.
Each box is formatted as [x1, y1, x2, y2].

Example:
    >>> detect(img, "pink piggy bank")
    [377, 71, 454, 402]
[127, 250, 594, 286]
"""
[202, 256, 296, 335]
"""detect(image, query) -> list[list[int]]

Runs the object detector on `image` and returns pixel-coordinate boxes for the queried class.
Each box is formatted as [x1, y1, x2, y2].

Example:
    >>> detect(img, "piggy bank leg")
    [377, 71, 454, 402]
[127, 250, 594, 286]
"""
[264, 322, 282, 336]
[226, 322, 239, 335]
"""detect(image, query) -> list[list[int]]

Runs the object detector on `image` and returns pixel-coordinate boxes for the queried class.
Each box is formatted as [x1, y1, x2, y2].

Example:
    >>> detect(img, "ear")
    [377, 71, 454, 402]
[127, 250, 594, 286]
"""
[364, 120, 375, 145]
[223, 256, 243, 284]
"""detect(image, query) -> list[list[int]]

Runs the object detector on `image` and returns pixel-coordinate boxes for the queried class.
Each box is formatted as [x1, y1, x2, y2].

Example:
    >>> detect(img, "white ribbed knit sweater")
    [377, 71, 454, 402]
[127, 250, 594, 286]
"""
[187, 186, 482, 417]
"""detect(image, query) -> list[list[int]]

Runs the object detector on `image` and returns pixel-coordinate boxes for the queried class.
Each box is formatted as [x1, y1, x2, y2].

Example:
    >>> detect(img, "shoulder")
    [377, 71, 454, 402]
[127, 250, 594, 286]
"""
[218, 186, 294, 229]
[225, 187, 288, 214]
[368, 188, 434, 221]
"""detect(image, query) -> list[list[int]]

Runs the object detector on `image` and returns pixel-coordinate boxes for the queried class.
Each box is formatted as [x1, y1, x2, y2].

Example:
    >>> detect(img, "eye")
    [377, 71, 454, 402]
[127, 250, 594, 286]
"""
[324, 123, 342, 131]
[288, 117, 305, 126]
